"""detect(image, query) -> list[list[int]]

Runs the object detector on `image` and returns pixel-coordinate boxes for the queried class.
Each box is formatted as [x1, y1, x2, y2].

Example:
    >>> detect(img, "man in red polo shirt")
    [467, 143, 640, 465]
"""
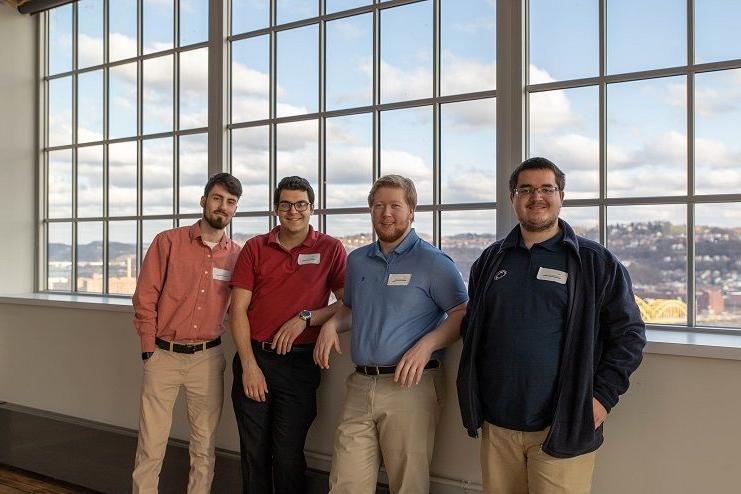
[132, 173, 242, 493]
[229, 176, 347, 494]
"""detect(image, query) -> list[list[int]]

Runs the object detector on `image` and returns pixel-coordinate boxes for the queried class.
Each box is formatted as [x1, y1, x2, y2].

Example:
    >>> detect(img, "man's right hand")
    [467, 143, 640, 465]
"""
[314, 320, 342, 369]
[242, 361, 268, 402]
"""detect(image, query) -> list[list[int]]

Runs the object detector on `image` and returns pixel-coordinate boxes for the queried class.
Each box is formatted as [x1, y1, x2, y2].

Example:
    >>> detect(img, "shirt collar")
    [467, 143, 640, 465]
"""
[368, 228, 419, 258]
[189, 220, 231, 249]
[268, 225, 318, 249]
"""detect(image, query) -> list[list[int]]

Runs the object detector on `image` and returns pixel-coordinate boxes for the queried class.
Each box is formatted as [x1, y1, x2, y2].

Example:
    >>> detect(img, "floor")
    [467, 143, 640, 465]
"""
[0, 465, 99, 494]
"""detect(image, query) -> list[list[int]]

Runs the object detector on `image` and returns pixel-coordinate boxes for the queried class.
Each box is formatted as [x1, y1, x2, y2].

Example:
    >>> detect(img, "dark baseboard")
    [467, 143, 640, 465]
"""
[0, 403, 389, 494]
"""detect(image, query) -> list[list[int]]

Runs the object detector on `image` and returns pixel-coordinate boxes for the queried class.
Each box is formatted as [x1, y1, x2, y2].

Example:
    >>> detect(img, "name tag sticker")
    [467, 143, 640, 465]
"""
[536, 267, 568, 285]
[212, 267, 232, 282]
[298, 253, 321, 265]
[387, 273, 412, 286]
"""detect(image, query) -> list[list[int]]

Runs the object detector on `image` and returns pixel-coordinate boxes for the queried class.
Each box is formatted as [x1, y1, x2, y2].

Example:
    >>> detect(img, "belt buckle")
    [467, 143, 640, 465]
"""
[184, 344, 197, 354]
[260, 341, 273, 352]
[366, 365, 380, 376]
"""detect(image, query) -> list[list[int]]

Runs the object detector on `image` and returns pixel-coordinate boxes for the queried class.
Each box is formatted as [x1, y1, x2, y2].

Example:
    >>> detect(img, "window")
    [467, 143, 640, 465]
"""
[528, 0, 741, 330]
[43, 0, 209, 295]
[227, 0, 497, 279]
[41, 1, 739, 333]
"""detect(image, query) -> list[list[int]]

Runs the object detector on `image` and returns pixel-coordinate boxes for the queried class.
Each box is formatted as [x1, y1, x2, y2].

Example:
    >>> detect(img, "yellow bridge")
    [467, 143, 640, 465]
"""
[635, 296, 687, 323]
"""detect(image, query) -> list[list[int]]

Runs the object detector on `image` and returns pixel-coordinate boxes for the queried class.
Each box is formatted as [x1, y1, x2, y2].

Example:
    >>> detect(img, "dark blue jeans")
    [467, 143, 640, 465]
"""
[231, 344, 320, 494]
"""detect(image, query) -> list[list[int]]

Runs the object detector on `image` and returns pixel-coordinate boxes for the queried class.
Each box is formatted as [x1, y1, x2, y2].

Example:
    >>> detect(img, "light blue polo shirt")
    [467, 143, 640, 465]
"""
[344, 229, 468, 365]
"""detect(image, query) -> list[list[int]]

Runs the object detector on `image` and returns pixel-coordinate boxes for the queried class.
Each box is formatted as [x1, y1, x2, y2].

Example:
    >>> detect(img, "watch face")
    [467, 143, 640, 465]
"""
[299, 310, 311, 320]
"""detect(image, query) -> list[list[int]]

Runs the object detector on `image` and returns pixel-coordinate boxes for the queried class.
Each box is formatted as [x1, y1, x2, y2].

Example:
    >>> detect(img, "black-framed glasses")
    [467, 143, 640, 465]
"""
[276, 200, 312, 212]
[513, 186, 561, 196]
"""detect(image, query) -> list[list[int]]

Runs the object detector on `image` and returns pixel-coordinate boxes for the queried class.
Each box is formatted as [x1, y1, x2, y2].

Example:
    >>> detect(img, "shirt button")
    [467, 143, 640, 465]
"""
[197, 306, 202, 310]
[207, 254, 211, 258]
[201, 289, 205, 293]
[193, 324, 197, 328]
[204, 270, 208, 274]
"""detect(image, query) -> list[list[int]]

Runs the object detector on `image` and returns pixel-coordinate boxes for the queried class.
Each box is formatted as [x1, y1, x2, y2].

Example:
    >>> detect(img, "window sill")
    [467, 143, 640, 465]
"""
[1, 294, 741, 360]
[0, 293, 133, 313]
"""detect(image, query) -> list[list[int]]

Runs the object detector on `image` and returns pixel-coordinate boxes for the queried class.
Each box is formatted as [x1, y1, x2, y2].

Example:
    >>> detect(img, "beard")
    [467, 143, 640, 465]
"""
[374, 222, 410, 244]
[204, 210, 230, 229]
[519, 214, 558, 233]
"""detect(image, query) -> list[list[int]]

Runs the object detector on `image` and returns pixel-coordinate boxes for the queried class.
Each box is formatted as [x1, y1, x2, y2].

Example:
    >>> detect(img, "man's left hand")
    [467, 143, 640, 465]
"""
[271, 317, 306, 355]
[593, 397, 607, 429]
[394, 340, 433, 387]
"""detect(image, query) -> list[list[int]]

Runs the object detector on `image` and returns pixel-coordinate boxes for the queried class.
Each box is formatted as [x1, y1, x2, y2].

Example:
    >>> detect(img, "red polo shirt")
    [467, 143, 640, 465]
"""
[230, 226, 347, 344]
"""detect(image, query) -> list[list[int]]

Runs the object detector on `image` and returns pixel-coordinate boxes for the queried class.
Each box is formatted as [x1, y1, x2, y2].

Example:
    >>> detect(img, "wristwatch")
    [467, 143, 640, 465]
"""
[298, 309, 312, 327]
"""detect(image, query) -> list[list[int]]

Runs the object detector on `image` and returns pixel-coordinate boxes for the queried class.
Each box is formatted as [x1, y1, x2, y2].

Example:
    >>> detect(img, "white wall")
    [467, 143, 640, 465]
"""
[0, 4, 36, 294]
[2, 5, 740, 494]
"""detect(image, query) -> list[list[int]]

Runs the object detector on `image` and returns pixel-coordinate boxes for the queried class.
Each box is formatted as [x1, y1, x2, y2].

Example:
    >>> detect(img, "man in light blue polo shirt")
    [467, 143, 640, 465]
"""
[315, 174, 468, 494]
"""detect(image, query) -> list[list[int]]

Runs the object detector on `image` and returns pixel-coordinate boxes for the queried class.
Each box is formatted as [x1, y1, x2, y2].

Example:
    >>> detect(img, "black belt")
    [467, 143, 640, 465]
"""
[155, 336, 221, 354]
[355, 359, 440, 376]
[252, 340, 315, 354]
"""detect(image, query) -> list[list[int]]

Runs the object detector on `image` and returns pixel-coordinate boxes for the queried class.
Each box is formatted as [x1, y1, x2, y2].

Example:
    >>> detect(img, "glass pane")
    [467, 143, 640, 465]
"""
[277, 0, 317, 24]
[144, 0, 174, 54]
[110, 62, 138, 139]
[180, 0, 208, 46]
[231, 35, 270, 123]
[232, 0, 269, 34]
[380, 107, 433, 205]
[179, 133, 208, 214]
[78, 70, 104, 143]
[180, 48, 208, 129]
[49, 4, 72, 75]
[277, 25, 318, 117]
[413, 211, 433, 243]
[77, 221, 103, 293]
[109, 141, 138, 216]
[143, 55, 174, 134]
[696, 0, 741, 64]
[695, 69, 741, 195]
[441, 0, 496, 94]
[231, 126, 270, 211]
[143, 219, 173, 255]
[276, 120, 318, 199]
[78, 0, 104, 68]
[326, 214, 373, 254]
[560, 206, 599, 242]
[109, 220, 138, 295]
[326, 113, 373, 209]
[231, 216, 270, 247]
[326, 13, 372, 110]
[110, 0, 138, 62]
[441, 99, 495, 203]
[607, 204, 687, 325]
[49, 150, 72, 218]
[48, 222, 72, 291]
[530, 86, 599, 199]
[143, 137, 173, 215]
[606, 77, 686, 198]
[77, 145, 103, 218]
[381, 1, 433, 103]
[606, 0, 685, 75]
[529, 0, 597, 84]
[696, 203, 741, 328]
[441, 210, 495, 284]
[327, 0, 369, 13]
[49, 76, 72, 147]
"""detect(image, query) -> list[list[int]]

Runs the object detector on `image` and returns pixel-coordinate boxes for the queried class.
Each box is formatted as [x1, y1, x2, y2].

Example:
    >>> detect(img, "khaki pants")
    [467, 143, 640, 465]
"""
[481, 422, 596, 494]
[132, 345, 226, 494]
[329, 369, 444, 494]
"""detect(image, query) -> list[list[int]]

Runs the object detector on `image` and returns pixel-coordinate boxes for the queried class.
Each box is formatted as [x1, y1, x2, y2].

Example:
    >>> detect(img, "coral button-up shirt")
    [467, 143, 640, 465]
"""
[133, 221, 241, 352]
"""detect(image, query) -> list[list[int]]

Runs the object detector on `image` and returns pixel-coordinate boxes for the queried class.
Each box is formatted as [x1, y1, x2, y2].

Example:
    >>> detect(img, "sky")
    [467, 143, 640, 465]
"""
[45, 0, 741, 245]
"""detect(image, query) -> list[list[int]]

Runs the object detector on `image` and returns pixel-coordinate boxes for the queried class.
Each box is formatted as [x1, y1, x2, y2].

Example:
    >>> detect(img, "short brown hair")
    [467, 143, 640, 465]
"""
[509, 157, 566, 193]
[204, 173, 242, 198]
[367, 174, 417, 210]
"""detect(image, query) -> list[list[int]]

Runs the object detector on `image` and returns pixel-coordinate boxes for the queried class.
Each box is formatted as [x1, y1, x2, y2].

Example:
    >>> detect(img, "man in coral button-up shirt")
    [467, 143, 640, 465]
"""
[131, 173, 242, 494]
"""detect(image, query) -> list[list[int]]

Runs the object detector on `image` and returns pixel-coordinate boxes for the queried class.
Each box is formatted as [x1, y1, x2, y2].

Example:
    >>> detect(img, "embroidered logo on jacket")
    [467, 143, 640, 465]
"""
[494, 269, 507, 280]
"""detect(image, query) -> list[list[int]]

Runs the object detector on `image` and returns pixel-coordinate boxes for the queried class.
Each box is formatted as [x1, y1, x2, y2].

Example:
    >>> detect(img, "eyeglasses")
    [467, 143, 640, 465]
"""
[513, 185, 561, 196]
[276, 200, 312, 212]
